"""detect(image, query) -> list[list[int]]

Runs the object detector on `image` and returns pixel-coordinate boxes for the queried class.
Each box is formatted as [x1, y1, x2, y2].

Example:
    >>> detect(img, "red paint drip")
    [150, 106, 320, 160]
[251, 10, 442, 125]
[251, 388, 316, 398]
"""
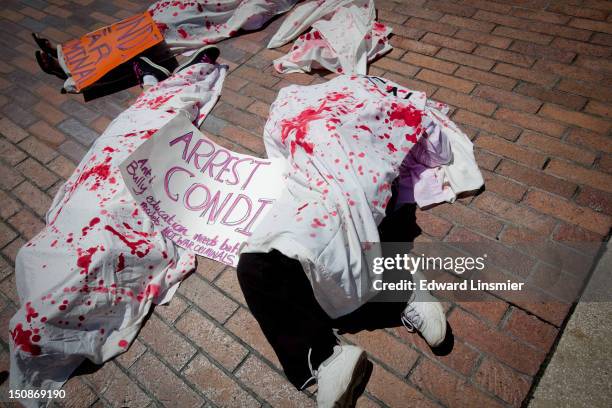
[25, 302, 38, 323]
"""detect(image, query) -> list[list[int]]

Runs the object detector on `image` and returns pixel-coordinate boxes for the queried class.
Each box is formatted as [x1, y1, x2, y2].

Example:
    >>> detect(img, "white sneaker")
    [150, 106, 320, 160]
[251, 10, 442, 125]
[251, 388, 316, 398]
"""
[401, 271, 447, 347]
[303, 345, 371, 408]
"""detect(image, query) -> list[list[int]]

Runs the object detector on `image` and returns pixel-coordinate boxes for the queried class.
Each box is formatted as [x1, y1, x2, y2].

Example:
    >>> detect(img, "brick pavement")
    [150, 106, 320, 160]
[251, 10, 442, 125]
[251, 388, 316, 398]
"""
[0, 0, 611, 407]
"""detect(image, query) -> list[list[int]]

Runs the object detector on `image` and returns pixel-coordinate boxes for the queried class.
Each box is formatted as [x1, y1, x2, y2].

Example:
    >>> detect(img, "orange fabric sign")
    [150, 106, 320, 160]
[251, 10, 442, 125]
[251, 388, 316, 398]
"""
[61, 12, 163, 91]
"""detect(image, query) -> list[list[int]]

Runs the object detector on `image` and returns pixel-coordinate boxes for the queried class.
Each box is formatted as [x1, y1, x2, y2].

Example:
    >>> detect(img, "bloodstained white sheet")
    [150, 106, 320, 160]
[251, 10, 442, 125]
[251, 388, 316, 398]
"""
[9, 62, 227, 407]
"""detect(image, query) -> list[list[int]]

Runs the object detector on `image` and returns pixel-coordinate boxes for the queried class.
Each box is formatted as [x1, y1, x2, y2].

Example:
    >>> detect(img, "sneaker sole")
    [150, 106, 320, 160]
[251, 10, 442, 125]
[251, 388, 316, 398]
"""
[139, 56, 171, 77]
[335, 351, 372, 408]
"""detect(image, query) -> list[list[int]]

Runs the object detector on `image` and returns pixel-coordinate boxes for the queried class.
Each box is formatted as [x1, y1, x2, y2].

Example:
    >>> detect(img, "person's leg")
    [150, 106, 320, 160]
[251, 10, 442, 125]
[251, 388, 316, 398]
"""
[237, 250, 337, 388]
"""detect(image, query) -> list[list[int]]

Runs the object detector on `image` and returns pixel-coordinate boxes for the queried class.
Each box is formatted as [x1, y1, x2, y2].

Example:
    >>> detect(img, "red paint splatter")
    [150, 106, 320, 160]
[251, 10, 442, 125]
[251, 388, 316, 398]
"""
[118, 339, 128, 348]
[177, 28, 189, 38]
[280, 102, 330, 157]
[82, 217, 101, 236]
[116, 253, 125, 273]
[76, 157, 112, 191]
[25, 302, 38, 323]
[104, 225, 151, 258]
[389, 103, 423, 128]
[10, 324, 41, 355]
[357, 125, 372, 132]
[77, 247, 99, 274]
[387, 143, 398, 153]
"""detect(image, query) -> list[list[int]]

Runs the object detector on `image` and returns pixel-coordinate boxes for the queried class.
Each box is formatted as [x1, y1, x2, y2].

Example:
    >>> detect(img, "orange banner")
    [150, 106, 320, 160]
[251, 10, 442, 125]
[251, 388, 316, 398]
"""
[61, 12, 163, 91]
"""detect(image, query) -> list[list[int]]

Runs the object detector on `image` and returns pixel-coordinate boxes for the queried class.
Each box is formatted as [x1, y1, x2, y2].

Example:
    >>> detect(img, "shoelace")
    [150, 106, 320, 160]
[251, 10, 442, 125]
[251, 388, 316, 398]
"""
[300, 348, 318, 390]
[401, 304, 423, 333]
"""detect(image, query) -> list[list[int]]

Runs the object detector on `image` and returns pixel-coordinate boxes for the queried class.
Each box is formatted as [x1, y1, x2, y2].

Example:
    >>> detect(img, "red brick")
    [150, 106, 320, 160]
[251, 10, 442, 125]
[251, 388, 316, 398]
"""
[556, 78, 611, 102]
[495, 108, 566, 138]
[178, 275, 238, 323]
[503, 307, 558, 350]
[492, 25, 553, 45]
[431, 202, 504, 238]
[425, 0, 477, 17]
[457, 298, 509, 326]
[0, 117, 28, 143]
[432, 88, 496, 116]
[422, 33, 476, 53]
[576, 186, 612, 214]
[47, 155, 76, 179]
[214, 267, 247, 306]
[540, 104, 611, 133]
[379, 8, 409, 24]
[415, 209, 453, 238]
[390, 36, 440, 56]
[0, 190, 21, 219]
[515, 7, 571, 23]
[492, 63, 557, 87]
[0, 161, 24, 190]
[547, 3, 608, 20]
[475, 358, 531, 406]
[175, 308, 248, 370]
[237, 355, 314, 407]
[407, 17, 458, 36]
[131, 352, 202, 408]
[28, 121, 65, 148]
[569, 18, 612, 33]
[474, 148, 501, 171]
[373, 57, 420, 76]
[8, 208, 44, 240]
[138, 314, 195, 369]
[436, 48, 495, 71]
[453, 110, 520, 140]
[88, 362, 150, 408]
[13, 181, 52, 217]
[475, 192, 556, 233]
[591, 32, 612, 46]
[438, 14, 495, 32]
[455, 66, 517, 90]
[18, 136, 57, 164]
[367, 364, 437, 408]
[416, 69, 475, 93]
[401, 52, 457, 74]
[393, 6, 443, 22]
[567, 128, 612, 154]
[584, 100, 612, 119]
[0, 221, 17, 249]
[225, 308, 281, 368]
[345, 329, 418, 375]
[518, 131, 596, 165]
[194, 256, 226, 281]
[247, 100, 270, 118]
[553, 222, 605, 243]
[476, 134, 547, 168]
[234, 65, 280, 88]
[523, 190, 611, 235]
[482, 170, 527, 202]
[455, 28, 512, 48]
[0, 138, 27, 165]
[496, 160, 577, 198]
[2, 237, 25, 263]
[515, 83, 588, 111]
[553, 37, 611, 58]
[448, 308, 546, 375]
[474, 85, 541, 113]
[511, 40, 576, 63]
[16, 158, 59, 190]
[474, 45, 535, 67]
[183, 353, 259, 407]
[545, 159, 612, 193]
[220, 125, 265, 155]
[411, 359, 505, 408]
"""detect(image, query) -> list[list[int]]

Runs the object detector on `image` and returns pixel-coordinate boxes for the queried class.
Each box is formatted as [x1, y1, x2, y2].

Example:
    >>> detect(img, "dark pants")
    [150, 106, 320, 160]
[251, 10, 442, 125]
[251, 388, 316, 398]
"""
[236, 202, 421, 388]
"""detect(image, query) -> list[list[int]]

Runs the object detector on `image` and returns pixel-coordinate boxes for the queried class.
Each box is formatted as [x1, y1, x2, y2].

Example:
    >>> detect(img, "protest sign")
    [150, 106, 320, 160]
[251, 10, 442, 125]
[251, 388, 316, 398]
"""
[61, 12, 163, 91]
[120, 116, 285, 267]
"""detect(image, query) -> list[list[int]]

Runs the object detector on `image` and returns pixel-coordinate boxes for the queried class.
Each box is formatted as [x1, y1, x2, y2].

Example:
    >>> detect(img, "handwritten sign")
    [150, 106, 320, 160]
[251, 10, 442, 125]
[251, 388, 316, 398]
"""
[61, 12, 163, 91]
[120, 116, 285, 267]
